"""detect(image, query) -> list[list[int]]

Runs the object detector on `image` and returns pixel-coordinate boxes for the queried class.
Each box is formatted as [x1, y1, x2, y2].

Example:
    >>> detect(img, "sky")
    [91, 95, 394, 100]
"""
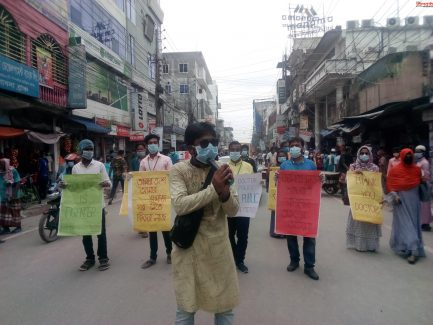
[159, 0, 430, 143]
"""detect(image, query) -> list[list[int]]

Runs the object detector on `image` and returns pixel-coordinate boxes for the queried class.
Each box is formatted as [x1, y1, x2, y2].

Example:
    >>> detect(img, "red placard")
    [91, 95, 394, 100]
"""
[275, 170, 321, 237]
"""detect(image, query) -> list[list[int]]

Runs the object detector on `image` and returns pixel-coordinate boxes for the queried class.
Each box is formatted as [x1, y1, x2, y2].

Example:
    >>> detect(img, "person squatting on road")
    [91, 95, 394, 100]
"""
[279, 137, 319, 281]
[66, 139, 112, 271]
[169, 122, 240, 325]
[227, 140, 254, 274]
[345, 146, 382, 252]
[139, 133, 173, 269]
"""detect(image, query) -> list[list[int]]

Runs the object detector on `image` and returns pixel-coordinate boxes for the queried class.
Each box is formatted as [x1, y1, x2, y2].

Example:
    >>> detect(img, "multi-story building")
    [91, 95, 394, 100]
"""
[252, 99, 277, 151]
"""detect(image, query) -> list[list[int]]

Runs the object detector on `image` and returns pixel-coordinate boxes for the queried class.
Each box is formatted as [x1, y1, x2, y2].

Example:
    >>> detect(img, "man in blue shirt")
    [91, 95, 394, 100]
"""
[279, 137, 319, 280]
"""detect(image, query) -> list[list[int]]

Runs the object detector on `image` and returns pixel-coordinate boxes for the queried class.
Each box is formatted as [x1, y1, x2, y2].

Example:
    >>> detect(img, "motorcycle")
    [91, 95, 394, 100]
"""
[320, 172, 340, 195]
[38, 187, 61, 243]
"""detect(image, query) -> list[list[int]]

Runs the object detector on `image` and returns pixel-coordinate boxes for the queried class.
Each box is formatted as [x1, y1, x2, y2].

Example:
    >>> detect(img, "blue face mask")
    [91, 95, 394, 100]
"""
[230, 152, 241, 162]
[359, 154, 369, 162]
[241, 150, 248, 157]
[195, 144, 218, 164]
[278, 157, 287, 164]
[283, 146, 290, 153]
[67, 161, 74, 167]
[147, 144, 159, 154]
[415, 152, 424, 160]
[290, 147, 302, 159]
[82, 150, 94, 161]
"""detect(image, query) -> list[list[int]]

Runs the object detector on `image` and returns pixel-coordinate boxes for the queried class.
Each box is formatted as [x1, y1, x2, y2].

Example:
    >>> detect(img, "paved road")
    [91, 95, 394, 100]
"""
[1, 191, 433, 325]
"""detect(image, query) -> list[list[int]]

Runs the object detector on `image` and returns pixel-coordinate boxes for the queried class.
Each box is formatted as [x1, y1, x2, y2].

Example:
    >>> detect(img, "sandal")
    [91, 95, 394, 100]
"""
[79, 259, 95, 271]
[141, 259, 156, 269]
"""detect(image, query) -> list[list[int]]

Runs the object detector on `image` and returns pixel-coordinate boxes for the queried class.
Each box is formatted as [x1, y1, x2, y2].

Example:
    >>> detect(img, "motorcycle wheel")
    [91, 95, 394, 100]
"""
[38, 212, 59, 243]
[323, 184, 338, 195]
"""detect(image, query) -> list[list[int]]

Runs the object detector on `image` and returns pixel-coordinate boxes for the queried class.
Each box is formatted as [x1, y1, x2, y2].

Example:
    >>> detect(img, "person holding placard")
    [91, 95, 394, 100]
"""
[346, 146, 381, 252]
[387, 148, 424, 264]
[139, 134, 173, 269]
[227, 141, 254, 274]
[279, 137, 319, 280]
[269, 149, 288, 238]
[71, 139, 112, 272]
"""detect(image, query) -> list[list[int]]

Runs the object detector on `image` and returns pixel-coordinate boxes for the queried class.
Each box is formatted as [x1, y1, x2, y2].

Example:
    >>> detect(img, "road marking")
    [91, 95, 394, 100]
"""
[329, 195, 433, 254]
[2, 227, 38, 241]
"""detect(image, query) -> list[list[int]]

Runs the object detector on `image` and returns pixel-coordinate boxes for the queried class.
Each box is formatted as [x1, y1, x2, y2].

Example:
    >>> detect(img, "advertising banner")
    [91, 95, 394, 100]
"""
[68, 44, 87, 108]
[36, 47, 53, 88]
[127, 171, 171, 232]
[134, 92, 147, 131]
[58, 174, 103, 236]
[234, 173, 262, 218]
[275, 170, 321, 237]
[347, 171, 383, 224]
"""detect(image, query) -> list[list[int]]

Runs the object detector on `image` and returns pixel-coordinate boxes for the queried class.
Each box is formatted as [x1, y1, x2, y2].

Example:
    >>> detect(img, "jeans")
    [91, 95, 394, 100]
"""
[149, 231, 172, 261]
[82, 210, 108, 261]
[286, 235, 316, 269]
[109, 176, 124, 200]
[228, 217, 250, 264]
[175, 309, 234, 325]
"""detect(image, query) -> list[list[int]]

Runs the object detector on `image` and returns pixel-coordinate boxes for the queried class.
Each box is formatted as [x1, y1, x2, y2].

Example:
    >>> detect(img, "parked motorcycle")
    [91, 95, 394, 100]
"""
[321, 172, 340, 195]
[38, 189, 61, 243]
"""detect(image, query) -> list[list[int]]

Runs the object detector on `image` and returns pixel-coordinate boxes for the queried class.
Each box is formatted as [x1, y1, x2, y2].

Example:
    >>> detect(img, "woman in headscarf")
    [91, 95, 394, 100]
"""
[414, 145, 432, 231]
[0, 158, 22, 234]
[387, 148, 424, 264]
[346, 146, 381, 252]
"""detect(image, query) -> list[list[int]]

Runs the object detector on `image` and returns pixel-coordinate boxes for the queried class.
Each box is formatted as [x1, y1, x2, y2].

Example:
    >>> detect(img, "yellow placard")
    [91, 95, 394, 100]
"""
[129, 171, 171, 232]
[268, 167, 280, 210]
[347, 171, 383, 224]
[119, 181, 128, 216]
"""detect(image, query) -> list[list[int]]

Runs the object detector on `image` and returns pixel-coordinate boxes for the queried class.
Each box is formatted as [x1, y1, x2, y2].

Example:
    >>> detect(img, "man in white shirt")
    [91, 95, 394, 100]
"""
[139, 134, 173, 269]
[70, 139, 112, 272]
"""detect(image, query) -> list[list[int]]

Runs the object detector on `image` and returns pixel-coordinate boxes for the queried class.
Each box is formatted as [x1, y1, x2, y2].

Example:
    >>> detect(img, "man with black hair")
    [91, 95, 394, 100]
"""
[170, 122, 240, 324]
[240, 144, 257, 173]
[279, 137, 319, 280]
[227, 141, 254, 274]
[140, 134, 173, 269]
[108, 150, 127, 205]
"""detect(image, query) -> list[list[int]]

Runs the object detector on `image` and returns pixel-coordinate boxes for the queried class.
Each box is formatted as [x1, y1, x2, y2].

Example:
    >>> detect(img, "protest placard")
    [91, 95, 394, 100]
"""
[275, 170, 321, 237]
[268, 167, 279, 210]
[235, 173, 262, 218]
[119, 181, 128, 216]
[128, 171, 171, 232]
[58, 174, 103, 236]
[347, 171, 383, 224]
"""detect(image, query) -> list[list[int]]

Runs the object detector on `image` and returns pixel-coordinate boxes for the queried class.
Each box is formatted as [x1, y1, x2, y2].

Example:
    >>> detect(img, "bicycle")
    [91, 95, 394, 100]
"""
[20, 174, 41, 210]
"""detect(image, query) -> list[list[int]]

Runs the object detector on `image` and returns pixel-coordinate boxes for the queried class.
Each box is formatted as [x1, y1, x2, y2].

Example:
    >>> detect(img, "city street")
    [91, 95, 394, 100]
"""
[1, 191, 433, 325]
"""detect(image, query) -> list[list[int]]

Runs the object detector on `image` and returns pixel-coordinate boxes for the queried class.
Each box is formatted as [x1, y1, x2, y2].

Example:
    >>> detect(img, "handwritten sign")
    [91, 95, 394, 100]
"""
[128, 171, 171, 232]
[347, 171, 383, 224]
[268, 167, 279, 210]
[58, 174, 103, 236]
[119, 181, 128, 216]
[275, 170, 321, 237]
[235, 173, 262, 218]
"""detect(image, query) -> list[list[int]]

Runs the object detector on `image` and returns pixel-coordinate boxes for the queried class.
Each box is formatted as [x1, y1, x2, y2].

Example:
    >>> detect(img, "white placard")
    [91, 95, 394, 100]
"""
[234, 173, 263, 218]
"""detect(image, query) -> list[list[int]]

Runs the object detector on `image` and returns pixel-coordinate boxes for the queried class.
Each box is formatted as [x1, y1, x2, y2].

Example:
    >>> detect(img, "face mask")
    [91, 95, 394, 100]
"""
[82, 150, 94, 161]
[241, 150, 248, 157]
[195, 144, 218, 164]
[290, 146, 302, 159]
[278, 157, 287, 163]
[230, 152, 241, 162]
[137, 151, 146, 158]
[67, 161, 74, 167]
[147, 144, 159, 154]
[359, 154, 369, 162]
[415, 152, 424, 160]
[403, 156, 413, 164]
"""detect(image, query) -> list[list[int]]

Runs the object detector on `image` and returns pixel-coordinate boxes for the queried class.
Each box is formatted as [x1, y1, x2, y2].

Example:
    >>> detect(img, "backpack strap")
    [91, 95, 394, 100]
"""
[202, 166, 216, 190]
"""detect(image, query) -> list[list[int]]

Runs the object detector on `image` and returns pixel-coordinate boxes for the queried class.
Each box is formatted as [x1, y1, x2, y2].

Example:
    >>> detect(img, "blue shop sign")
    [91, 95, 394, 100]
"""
[0, 55, 39, 98]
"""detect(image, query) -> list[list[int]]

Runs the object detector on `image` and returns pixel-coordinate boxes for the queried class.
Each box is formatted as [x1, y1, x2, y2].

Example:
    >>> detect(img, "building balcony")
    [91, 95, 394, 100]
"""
[304, 59, 364, 97]
[39, 83, 67, 107]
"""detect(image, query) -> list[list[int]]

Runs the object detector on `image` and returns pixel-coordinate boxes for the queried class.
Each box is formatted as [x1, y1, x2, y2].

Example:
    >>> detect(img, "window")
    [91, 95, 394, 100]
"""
[126, 0, 136, 24]
[143, 15, 155, 42]
[180, 84, 189, 94]
[179, 63, 188, 73]
[0, 6, 26, 64]
[162, 64, 169, 74]
[165, 83, 171, 94]
[115, 0, 124, 11]
[128, 34, 135, 66]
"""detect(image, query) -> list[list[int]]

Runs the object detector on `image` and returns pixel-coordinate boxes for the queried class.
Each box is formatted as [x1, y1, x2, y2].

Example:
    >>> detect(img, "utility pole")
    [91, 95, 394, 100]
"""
[155, 26, 163, 127]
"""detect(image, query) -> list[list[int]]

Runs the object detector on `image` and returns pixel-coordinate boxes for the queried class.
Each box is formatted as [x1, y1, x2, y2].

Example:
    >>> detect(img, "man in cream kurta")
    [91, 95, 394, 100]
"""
[169, 122, 240, 324]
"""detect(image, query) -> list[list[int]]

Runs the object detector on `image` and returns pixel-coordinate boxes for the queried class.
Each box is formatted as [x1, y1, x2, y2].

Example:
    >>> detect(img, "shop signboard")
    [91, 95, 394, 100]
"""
[95, 117, 111, 128]
[300, 115, 309, 130]
[133, 92, 147, 131]
[277, 79, 286, 104]
[129, 132, 146, 142]
[117, 125, 130, 137]
[171, 134, 176, 150]
[0, 54, 39, 98]
[68, 44, 87, 108]
[299, 130, 313, 142]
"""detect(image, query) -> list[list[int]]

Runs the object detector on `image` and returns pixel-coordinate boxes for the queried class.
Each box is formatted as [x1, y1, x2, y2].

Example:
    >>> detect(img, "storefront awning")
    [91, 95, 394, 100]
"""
[68, 116, 110, 134]
[26, 131, 65, 144]
[0, 126, 25, 138]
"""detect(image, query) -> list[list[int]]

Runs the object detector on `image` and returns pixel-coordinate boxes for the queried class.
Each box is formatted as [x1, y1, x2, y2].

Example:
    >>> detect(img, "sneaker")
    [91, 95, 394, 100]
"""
[79, 259, 95, 271]
[304, 268, 319, 280]
[286, 262, 299, 272]
[98, 259, 110, 271]
[167, 255, 172, 264]
[141, 259, 156, 269]
[237, 263, 249, 273]
[407, 255, 417, 265]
